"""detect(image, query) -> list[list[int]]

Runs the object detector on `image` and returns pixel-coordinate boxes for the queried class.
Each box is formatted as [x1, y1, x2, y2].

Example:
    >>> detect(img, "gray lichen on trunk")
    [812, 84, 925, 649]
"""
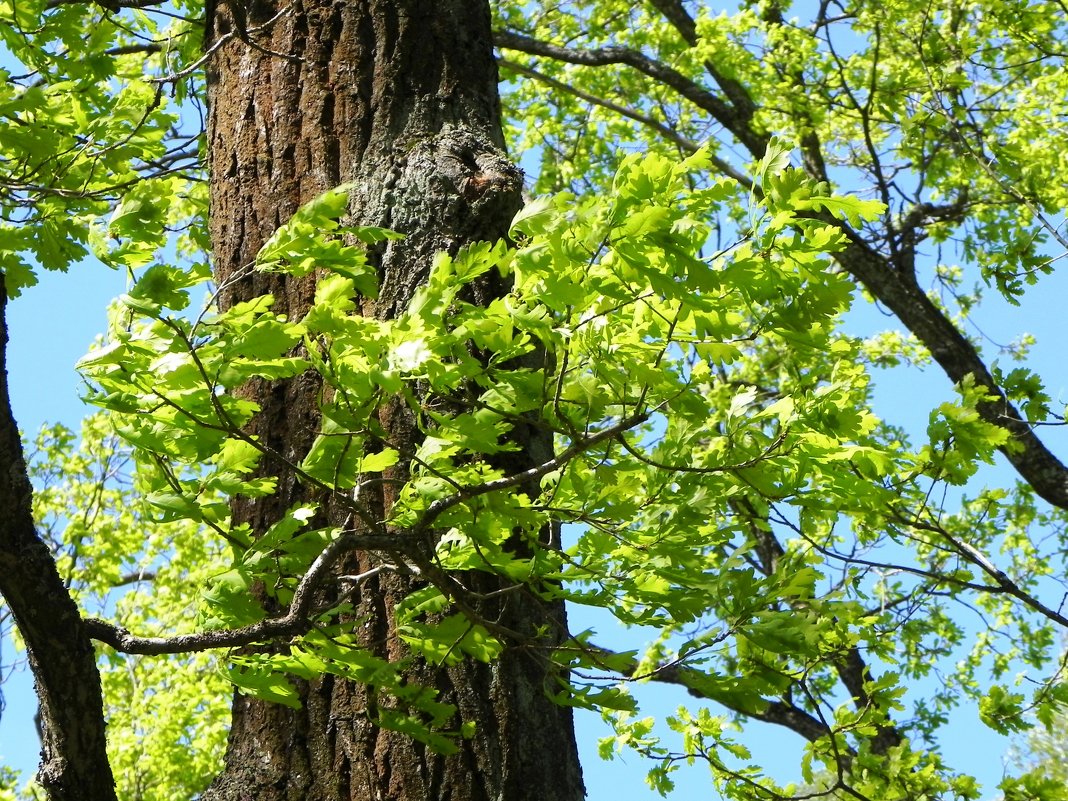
[366, 124, 525, 319]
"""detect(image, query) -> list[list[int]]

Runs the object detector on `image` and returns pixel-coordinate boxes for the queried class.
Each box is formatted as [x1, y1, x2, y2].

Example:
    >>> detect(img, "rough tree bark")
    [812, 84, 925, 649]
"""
[200, 1, 585, 799]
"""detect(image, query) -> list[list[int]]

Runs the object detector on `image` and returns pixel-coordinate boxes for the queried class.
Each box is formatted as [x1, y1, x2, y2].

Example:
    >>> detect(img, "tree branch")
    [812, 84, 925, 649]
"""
[733, 498, 905, 756]
[831, 222, 1068, 510]
[85, 530, 411, 655]
[494, 29, 767, 154]
[113, 570, 157, 587]
[500, 57, 755, 188]
[501, 59, 694, 152]
[585, 643, 838, 748]
[900, 513, 1068, 629]
[644, 0, 760, 126]
[412, 412, 650, 535]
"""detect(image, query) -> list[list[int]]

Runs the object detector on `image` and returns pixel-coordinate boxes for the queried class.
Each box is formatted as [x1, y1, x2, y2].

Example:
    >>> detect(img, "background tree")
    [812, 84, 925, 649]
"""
[1, 1, 1068, 801]
[1007, 684, 1068, 798]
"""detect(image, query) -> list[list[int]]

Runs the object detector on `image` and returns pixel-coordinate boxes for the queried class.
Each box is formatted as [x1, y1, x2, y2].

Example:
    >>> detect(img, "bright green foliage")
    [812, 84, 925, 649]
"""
[69, 142, 971, 795]
[0, 0, 204, 295]
[497, 0, 1068, 304]
[0, 767, 20, 801]
[8, 139, 1064, 801]
[19, 417, 229, 800]
[491, 0, 1068, 794]
[1007, 686, 1068, 801]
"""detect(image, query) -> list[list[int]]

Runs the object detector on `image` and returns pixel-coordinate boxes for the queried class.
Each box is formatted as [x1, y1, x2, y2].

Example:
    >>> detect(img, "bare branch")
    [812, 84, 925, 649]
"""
[645, 0, 760, 125]
[902, 513, 1068, 629]
[494, 29, 767, 154]
[829, 220, 1068, 510]
[113, 570, 156, 587]
[148, 3, 297, 85]
[500, 57, 754, 188]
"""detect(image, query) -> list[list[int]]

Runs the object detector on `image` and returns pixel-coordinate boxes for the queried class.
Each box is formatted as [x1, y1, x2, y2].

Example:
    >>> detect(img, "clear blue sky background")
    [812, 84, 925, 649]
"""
[3, 240, 1067, 797]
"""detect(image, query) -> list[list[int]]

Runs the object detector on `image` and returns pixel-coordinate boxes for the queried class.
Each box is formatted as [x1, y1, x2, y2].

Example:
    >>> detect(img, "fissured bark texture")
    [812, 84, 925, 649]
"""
[201, 2, 584, 799]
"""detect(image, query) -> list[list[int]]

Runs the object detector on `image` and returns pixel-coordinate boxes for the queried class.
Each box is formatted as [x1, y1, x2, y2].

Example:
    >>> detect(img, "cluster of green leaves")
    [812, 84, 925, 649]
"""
[493, 0, 1068, 795]
[59, 116, 1068, 797]
[71, 137, 1024, 799]
[4, 0, 1068, 797]
[0, 0, 205, 293]
[4, 417, 229, 800]
[497, 0, 1068, 300]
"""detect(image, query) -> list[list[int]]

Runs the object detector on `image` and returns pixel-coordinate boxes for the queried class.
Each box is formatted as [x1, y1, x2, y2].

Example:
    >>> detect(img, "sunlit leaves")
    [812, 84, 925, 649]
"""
[59, 115, 1068, 800]
[257, 183, 400, 296]
[980, 685, 1029, 735]
[72, 148, 895, 753]
[922, 376, 1012, 485]
[0, 0, 199, 296]
[125, 261, 211, 314]
[15, 416, 230, 800]
[400, 614, 504, 665]
[3, 0, 1067, 796]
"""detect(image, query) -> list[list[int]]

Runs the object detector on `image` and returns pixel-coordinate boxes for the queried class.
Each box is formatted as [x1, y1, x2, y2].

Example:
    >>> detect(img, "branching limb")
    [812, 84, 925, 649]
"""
[412, 411, 650, 535]
[733, 498, 905, 755]
[494, 29, 767, 154]
[84, 412, 653, 656]
[582, 643, 839, 749]
[644, 0, 760, 126]
[150, 3, 297, 84]
[499, 57, 709, 159]
[84, 530, 410, 655]
[0, 286, 117, 801]
[830, 223, 1068, 510]
[901, 513, 1068, 629]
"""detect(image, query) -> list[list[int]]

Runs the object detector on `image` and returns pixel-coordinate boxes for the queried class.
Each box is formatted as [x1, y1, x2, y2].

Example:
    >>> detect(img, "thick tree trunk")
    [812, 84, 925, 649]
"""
[0, 281, 117, 801]
[201, 2, 584, 799]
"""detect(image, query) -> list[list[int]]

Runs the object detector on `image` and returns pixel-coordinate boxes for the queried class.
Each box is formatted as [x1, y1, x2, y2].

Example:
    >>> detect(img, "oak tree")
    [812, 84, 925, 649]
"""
[1, 1, 1067, 800]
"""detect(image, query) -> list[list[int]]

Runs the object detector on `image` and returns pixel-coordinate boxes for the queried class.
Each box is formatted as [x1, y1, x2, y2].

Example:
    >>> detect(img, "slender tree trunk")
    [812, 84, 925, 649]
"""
[0, 280, 117, 801]
[201, 2, 585, 799]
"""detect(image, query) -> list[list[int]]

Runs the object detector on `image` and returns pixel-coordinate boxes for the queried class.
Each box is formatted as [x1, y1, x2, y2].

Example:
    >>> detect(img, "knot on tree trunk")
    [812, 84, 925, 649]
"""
[370, 124, 524, 319]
